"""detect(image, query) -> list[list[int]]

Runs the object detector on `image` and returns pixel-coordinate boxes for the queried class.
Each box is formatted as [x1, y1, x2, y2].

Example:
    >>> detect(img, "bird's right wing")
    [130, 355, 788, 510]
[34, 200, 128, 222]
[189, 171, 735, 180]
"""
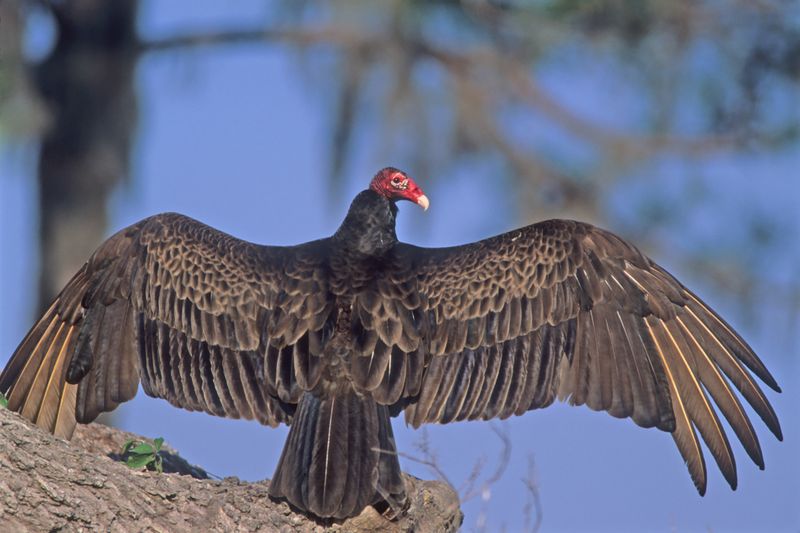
[0, 213, 334, 439]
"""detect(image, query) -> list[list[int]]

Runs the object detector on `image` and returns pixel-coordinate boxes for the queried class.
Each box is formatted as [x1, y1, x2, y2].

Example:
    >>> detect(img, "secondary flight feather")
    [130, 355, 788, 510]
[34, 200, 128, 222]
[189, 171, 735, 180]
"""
[0, 168, 782, 519]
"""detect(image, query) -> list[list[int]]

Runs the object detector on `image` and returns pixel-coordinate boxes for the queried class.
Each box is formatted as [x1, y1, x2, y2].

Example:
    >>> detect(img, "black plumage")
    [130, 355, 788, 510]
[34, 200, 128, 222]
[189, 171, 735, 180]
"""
[0, 167, 782, 519]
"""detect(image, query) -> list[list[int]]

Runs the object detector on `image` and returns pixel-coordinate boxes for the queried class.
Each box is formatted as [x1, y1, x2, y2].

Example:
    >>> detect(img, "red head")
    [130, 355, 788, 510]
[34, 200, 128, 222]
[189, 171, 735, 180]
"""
[369, 167, 430, 211]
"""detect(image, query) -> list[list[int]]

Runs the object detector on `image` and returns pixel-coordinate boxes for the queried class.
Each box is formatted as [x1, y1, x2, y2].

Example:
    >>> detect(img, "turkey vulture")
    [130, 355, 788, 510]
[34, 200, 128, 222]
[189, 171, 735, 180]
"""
[0, 168, 782, 519]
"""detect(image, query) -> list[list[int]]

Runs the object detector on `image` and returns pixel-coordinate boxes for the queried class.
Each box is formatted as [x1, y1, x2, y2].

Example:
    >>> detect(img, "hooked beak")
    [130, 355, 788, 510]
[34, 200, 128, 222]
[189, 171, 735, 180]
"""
[416, 194, 430, 211]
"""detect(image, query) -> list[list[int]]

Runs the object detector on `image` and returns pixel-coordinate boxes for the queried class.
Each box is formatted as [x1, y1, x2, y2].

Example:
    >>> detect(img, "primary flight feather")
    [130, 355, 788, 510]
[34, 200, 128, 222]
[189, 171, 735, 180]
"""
[0, 167, 782, 519]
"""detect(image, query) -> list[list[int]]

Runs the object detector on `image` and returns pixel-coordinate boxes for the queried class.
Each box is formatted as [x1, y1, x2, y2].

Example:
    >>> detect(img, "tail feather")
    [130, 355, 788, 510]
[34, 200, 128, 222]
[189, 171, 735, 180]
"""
[307, 394, 350, 514]
[376, 401, 405, 503]
[338, 397, 364, 514]
[269, 389, 406, 519]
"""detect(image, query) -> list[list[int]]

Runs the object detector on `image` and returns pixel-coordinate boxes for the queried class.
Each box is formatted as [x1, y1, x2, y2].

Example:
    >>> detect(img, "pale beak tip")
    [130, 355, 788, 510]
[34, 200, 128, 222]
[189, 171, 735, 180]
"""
[417, 194, 430, 211]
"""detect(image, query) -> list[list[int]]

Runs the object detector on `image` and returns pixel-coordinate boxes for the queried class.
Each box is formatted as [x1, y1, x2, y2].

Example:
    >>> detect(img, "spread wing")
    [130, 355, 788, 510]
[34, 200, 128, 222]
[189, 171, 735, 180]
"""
[0, 213, 334, 439]
[349, 219, 782, 495]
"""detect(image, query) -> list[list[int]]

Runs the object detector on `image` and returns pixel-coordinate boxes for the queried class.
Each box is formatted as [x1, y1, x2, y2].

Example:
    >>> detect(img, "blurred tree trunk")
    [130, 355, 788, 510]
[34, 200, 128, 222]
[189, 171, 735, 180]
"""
[35, 0, 139, 312]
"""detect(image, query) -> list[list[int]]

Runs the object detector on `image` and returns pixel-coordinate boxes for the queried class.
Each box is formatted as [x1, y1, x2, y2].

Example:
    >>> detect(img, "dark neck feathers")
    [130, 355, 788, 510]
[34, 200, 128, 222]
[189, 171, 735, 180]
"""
[333, 189, 398, 256]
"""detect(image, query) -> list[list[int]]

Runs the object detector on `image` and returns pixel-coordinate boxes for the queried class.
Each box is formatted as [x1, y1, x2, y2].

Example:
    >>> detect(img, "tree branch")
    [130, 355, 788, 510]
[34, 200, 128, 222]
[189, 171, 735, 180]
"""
[0, 407, 462, 532]
[138, 26, 369, 53]
[138, 23, 739, 158]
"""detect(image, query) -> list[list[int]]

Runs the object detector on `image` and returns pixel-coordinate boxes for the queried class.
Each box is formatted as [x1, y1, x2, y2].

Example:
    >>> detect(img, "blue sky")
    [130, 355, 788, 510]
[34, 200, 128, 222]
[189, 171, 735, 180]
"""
[1, 2, 798, 531]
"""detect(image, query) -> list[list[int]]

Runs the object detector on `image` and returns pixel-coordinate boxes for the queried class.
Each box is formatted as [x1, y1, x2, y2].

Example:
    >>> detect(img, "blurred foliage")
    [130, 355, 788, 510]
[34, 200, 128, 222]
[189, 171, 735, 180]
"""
[0, 0, 798, 338]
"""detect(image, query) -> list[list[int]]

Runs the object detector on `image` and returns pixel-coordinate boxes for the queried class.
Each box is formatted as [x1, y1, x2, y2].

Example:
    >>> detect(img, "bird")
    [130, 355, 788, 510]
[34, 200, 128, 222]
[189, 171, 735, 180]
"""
[0, 167, 782, 520]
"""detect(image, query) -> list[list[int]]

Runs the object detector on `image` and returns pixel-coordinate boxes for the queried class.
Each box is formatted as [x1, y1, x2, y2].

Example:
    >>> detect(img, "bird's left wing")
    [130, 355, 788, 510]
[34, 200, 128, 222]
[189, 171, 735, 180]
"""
[352, 219, 781, 495]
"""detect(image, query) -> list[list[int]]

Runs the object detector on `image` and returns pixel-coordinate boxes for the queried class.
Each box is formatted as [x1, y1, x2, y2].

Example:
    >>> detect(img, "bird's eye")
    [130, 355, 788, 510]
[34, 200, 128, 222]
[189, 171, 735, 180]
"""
[391, 177, 401, 187]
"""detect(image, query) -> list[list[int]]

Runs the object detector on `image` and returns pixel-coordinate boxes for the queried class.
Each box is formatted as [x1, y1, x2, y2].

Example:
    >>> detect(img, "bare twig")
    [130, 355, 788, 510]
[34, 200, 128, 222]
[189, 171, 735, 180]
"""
[458, 454, 488, 500]
[139, 26, 370, 53]
[460, 424, 512, 503]
[388, 423, 513, 530]
[522, 454, 543, 533]
[390, 427, 455, 488]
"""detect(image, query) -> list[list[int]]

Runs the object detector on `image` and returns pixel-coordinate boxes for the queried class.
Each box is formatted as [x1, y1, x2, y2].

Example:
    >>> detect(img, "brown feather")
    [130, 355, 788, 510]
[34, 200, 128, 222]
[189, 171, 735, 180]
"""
[682, 307, 781, 439]
[645, 318, 708, 493]
[6, 311, 61, 412]
[456, 348, 489, 421]
[648, 317, 736, 489]
[604, 311, 634, 418]
[685, 293, 779, 391]
[675, 316, 764, 468]
[21, 322, 68, 421]
[34, 326, 76, 433]
[53, 384, 78, 439]
[373, 345, 407, 405]
[482, 342, 516, 420]
[440, 349, 477, 423]
[351, 340, 392, 392]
